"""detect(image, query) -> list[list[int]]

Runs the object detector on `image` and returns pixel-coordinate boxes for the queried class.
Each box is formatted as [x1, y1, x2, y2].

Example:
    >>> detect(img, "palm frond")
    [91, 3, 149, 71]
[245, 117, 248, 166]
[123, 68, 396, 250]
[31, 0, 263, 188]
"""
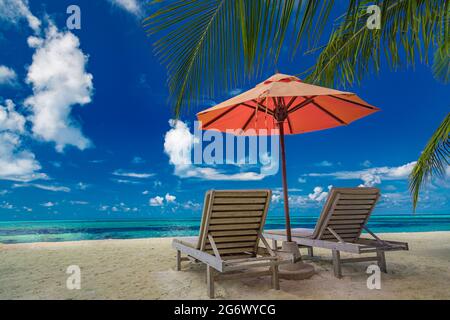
[143, 0, 336, 117]
[432, 35, 450, 83]
[305, 0, 449, 88]
[409, 113, 450, 211]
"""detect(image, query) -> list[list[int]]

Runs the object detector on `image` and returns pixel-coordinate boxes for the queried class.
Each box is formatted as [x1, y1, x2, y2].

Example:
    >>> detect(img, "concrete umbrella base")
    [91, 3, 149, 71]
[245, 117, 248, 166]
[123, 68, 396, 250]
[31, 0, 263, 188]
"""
[278, 241, 315, 280]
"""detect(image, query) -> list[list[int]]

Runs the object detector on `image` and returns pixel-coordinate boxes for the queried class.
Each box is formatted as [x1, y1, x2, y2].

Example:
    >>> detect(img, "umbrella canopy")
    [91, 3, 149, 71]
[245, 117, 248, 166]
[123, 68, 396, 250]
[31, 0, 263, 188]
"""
[198, 73, 379, 134]
[197, 73, 380, 242]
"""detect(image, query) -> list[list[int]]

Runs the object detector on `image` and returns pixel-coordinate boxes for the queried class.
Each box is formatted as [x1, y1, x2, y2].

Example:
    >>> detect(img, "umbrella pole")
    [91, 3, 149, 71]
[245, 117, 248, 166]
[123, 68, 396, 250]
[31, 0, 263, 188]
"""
[278, 122, 292, 242]
[276, 122, 314, 280]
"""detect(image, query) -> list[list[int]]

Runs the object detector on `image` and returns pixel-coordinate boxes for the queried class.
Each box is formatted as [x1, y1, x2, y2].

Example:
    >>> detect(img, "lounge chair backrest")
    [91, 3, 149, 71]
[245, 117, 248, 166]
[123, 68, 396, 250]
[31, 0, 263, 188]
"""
[313, 188, 380, 243]
[196, 190, 272, 258]
[196, 191, 212, 249]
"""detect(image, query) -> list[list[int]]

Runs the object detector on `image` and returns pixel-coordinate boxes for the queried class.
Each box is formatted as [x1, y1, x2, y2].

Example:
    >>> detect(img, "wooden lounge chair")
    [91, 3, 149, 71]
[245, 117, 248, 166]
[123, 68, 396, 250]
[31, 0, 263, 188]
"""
[264, 187, 409, 278]
[172, 189, 291, 298]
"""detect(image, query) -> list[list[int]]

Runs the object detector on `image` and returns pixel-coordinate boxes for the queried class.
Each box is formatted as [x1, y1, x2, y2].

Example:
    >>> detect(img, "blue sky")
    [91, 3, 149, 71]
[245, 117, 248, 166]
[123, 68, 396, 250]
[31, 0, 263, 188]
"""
[0, 0, 449, 220]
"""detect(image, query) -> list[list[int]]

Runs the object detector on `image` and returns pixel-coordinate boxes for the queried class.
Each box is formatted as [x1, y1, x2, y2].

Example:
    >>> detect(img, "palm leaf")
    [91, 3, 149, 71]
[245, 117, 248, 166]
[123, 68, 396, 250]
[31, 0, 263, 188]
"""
[305, 0, 449, 88]
[409, 113, 450, 211]
[143, 0, 336, 117]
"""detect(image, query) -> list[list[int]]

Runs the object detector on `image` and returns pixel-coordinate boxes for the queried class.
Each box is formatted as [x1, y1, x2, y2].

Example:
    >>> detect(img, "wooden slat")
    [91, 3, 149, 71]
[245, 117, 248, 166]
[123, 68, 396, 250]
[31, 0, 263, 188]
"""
[211, 211, 263, 218]
[206, 241, 256, 249]
[339, 194, 378, 200]
[335, 205, 373, 210]
[333, 210, 370, 215]
[218, 247, 255, 255]
[338, 200, 375, 205]
[330, 215, 368, 220]
[321, 234, 359, 240]
[208, 223, 261, 231]
[221, 254, 254, 260]
[213, 236, 257, 243]
[210, 230, 258, 237]
[213, 198, 267, 204]
[328, 219, 365, 225]
[330, 224, 361, 229]
[210, 217, 261, 225]
[323, 228, 361, 235]
[321, 235, 358, 241]
[213, 191, 268, 198]
[212, 204, 265, 211]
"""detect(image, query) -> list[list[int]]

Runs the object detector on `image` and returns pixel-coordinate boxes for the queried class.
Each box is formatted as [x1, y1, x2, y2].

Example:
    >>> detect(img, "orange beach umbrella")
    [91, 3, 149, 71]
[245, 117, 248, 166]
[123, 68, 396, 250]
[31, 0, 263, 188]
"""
[197, 73, 379, 242]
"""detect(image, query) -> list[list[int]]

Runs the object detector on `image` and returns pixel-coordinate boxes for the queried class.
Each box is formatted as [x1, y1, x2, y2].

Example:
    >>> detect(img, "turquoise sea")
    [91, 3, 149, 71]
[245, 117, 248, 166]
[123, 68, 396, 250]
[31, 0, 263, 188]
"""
[1, 214, 450, 244]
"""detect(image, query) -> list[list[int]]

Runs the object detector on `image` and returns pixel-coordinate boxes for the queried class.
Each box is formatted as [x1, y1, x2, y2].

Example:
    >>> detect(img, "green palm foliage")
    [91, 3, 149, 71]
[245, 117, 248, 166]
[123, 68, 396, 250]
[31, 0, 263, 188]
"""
[303, 0, 448, 209]
[305, 0, 449, 87]
[143, 0, 338, 116]
[409, 113, 450, 210]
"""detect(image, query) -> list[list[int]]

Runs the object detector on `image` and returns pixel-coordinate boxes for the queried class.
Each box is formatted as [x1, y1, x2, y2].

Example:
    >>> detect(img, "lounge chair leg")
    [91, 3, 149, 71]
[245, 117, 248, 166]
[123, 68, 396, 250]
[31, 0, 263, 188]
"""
[271, 264, 280, 290]
[377, 250, 387, 273]
[272, 239, 278, 252]
[307, 247, 314, 257]
[206, 265, 215, 298]
[176, 250, 181, 271]
[332, 249, 342, 278]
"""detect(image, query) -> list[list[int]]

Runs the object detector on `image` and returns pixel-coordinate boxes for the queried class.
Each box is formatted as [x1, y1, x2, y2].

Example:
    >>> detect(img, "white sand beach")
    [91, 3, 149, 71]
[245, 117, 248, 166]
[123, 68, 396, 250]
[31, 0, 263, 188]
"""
[1, 232, 449, 299]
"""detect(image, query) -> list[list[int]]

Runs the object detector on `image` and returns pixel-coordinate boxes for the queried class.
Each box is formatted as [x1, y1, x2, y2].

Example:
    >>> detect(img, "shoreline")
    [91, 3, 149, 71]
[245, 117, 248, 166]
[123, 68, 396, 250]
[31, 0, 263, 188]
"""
[0, 230, 445, 247]
[1, 232, 450, 299]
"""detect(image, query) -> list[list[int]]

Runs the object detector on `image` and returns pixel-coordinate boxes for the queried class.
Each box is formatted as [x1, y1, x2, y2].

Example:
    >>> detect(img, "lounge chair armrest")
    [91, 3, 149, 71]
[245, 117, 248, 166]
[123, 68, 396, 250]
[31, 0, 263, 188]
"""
[172, 240, 224, 272]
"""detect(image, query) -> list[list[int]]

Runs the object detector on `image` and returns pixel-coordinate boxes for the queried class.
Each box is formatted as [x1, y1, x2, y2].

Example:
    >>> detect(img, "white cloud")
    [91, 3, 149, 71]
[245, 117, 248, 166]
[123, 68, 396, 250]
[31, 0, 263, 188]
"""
[308, 185, 332, 202]
[153, 180, 162, 187]
[164, 120, 271, 181]
[0, 99, 25, 133]
[305, 162, 416, 187]
[112, 170, 154, 179]
[361, 160, 372, 168]
[149, 193, 176, 206]
[298, 177, 307, 183]
[142, 190, 149, 195]
[41, 201, 56, 207]
[0, 201, 14, 209]
[108, 0, 142, 16]
[315, 160, 333, 167]
[13, 183, 70, 192]
[90, 159, 105, 164]
[131, 156, 145, 164]
[76, 182, 89, 190]
[149, 196, 164, 207]
[0, 132, 45, 182]
[0, 66, 17, 86]
[112, 178, 141, 184]
[25, 24, 93, 152]
[165, 193, 176, 203]
[271, 193, 281, 203]
[70, 200, 89, 205]
[182, 200, 201, 210]
[0, 99, 46, 182]
[0, 0, 41, 33]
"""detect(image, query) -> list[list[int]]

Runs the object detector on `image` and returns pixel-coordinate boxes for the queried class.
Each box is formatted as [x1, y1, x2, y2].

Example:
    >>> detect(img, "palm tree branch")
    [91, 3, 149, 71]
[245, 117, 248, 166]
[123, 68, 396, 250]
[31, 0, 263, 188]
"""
[305, 0, 449, 88]
[409, 113, 450, 211]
